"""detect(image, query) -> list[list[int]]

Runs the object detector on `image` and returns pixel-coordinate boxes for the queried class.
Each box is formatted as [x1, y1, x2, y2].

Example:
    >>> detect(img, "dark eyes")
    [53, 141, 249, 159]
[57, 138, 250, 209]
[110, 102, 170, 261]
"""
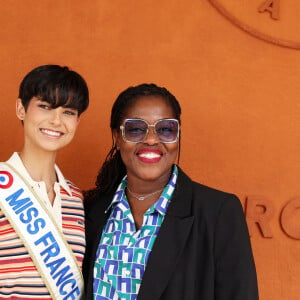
[128, 126, 174, 135]
[38, 103, 77, 116]
[156, 127, 174, 135]
[38, 104, 50, 110]
[63, 110, 77, 116]
[127, 127, 147, 134]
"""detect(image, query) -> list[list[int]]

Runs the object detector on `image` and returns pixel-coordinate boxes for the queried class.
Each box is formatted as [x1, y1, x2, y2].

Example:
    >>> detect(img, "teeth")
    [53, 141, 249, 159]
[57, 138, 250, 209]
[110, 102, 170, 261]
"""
[138, 152, 161, 159]
[41, 129, 61, 137]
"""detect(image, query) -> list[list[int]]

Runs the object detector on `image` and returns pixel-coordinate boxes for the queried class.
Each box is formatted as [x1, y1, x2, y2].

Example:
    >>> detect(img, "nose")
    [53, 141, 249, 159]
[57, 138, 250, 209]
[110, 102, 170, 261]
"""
[143, 125, 159, 144]
[49, 109, 62, 125]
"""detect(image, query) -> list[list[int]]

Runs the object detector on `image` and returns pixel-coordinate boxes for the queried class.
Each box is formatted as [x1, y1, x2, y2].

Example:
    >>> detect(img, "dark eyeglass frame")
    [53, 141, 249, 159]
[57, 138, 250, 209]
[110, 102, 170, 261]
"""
[120, 118, 180, 143]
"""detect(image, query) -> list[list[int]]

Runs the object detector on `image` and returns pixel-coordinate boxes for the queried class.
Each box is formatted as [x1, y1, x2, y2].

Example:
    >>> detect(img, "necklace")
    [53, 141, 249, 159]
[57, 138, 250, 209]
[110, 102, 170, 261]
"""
[126, 186, 164, 201]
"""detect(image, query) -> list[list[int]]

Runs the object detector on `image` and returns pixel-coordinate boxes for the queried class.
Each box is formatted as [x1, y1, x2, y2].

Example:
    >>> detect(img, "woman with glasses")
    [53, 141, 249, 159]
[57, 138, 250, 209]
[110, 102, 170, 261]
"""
[83, 83, 259, 300]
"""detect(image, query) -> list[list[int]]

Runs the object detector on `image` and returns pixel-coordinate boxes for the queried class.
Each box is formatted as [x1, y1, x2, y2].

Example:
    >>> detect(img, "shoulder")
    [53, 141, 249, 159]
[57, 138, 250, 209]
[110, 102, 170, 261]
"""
[63, 179, 83, 200]
[65, 179, 81, 192]
[192, 180, 240, 207]
[175, 167, 243, 216]
[174, 168, 248, 245]
[83, 189, 113, 216]
[177, 167, 238, 199]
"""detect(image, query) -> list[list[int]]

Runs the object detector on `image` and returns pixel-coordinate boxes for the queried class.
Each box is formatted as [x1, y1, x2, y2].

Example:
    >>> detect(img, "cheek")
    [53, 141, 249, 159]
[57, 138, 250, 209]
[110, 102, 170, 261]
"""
[120, 145, 134, 163]
[67, 119, 80, 132]
[166, 143, 179, 157]
[119, 144, 140, 170]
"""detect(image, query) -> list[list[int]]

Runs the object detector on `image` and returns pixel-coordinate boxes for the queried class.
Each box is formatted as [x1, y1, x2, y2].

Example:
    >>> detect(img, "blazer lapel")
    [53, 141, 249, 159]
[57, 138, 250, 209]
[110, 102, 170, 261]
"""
[138, 168, 194, 300]
[86, 193, 112, 256]
[84, 193, 112, 296]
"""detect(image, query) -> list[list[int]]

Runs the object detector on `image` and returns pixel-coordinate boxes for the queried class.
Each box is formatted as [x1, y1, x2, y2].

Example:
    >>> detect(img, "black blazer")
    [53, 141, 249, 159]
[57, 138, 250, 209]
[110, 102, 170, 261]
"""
[83, 168, 259, 300]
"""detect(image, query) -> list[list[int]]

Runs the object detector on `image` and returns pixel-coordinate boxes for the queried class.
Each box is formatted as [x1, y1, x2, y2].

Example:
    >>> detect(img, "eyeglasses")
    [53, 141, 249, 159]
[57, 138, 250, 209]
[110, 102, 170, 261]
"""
[120, 118, 180, 143]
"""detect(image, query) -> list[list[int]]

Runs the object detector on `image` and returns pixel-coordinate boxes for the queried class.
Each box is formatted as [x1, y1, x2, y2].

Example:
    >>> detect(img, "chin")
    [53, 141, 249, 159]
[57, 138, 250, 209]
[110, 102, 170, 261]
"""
[138, 169, 171, 182]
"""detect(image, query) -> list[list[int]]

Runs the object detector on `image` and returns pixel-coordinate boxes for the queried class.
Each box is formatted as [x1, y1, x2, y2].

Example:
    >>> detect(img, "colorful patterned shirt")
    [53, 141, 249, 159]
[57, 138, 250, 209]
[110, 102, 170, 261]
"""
[93, 166, 178, 300]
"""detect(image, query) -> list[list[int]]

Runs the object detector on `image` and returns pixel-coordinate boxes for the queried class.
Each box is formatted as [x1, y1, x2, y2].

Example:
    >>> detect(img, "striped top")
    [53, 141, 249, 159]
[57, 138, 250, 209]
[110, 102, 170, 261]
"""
[0, 153, 85, 299]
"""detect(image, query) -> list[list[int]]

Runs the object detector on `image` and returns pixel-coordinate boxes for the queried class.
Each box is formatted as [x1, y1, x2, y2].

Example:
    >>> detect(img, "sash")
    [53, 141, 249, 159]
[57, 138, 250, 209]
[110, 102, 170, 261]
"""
[0, 162, 84, 300]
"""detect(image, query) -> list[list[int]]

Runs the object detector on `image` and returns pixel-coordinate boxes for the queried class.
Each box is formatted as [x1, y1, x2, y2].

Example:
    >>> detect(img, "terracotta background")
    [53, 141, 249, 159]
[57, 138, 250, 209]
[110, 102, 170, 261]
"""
[0, 1, 299, 299]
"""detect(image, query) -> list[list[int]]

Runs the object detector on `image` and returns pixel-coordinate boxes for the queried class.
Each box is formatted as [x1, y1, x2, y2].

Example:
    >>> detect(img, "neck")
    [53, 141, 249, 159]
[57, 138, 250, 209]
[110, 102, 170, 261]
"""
[126, 170, 172, 196]
[126, 186, 164, 201]
[19, 147, 57, 184]
[126, 183, 166, 196]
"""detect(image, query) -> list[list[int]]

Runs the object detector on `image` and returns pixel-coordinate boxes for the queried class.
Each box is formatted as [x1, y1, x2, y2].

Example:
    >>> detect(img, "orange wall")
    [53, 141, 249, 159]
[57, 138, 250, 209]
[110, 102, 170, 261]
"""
[0, 1, 299, 299]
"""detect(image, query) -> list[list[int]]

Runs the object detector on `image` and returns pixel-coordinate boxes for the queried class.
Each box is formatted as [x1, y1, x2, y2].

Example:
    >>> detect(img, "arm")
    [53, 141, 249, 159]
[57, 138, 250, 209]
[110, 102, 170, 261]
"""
[214, 195, 259, 300]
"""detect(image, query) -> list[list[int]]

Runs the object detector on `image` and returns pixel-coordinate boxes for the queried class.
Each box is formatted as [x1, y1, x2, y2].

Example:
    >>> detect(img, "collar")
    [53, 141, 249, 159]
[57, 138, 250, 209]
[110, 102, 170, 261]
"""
[105, 165, 178, 216]
[7, 152, 72, 196]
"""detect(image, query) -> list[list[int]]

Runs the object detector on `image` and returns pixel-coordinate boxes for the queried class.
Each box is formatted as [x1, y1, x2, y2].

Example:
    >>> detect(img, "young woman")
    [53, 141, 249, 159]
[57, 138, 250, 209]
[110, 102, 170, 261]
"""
[83, 83, 259, 300]
[0, 65, 89, 299]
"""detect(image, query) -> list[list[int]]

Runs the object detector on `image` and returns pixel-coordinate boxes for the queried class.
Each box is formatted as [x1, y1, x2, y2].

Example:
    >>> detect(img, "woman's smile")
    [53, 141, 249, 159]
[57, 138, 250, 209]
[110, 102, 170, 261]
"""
[136, 148, 163, 163]
[40, 128, 64, 138]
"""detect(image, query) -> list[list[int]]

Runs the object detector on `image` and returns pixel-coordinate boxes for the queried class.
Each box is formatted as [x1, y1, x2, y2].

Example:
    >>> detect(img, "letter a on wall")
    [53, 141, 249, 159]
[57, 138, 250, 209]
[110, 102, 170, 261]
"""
[208, 0, 300, 49]
[258, 0, 280, 20]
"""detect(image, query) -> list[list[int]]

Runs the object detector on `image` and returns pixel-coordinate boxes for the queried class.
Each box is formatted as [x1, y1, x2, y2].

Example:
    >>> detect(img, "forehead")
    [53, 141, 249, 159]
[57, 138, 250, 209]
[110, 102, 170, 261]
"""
[124, 96, 175, 121]
[34, 86, 81, 110]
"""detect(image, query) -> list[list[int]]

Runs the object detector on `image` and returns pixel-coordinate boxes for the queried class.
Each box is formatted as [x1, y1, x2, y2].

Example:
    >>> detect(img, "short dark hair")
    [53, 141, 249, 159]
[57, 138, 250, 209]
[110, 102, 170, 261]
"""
[18, 64, 89, 116]
[85, 83, 181, 198]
